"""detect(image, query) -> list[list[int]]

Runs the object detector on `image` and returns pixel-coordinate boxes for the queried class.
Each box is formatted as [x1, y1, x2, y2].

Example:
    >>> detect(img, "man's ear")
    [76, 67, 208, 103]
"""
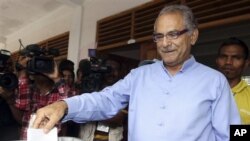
[191, 29, 199, 46]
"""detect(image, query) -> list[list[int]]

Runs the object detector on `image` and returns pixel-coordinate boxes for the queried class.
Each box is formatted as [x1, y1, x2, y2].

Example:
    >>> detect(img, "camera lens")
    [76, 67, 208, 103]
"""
[0, 73, 18, 89]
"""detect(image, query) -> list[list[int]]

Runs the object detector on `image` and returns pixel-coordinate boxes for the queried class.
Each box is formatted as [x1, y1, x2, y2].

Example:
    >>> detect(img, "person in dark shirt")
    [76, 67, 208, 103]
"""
[0, 57, 20, 140]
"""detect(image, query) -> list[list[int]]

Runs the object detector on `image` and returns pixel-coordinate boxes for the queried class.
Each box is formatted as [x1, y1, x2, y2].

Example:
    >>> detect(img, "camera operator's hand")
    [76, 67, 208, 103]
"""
[32, 100, 68, 133]
[18, 56, 30, 68]
[16, 55, 31, 77]
[43, 61, 60, 83]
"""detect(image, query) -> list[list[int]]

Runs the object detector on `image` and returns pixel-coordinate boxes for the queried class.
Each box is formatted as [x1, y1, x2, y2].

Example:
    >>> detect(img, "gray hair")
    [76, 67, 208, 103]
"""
[154, 5, 198, 32]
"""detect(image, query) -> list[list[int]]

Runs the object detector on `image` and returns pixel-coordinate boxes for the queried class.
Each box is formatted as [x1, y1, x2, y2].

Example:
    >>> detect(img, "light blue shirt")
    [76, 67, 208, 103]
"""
[64, 56, 240, 141]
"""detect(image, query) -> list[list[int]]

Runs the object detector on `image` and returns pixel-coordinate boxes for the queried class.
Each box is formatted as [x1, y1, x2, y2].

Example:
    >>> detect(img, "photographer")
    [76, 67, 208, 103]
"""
[79, 58, 127, 141]
[14, 44, 74, 140]
[58, 59, 80, 137]
[0, 53, 20, 141]
[59, 59, 75, 88]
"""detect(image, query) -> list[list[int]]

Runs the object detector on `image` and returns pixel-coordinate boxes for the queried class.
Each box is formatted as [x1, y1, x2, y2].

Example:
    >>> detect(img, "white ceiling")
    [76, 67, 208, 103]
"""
[0, 0, 82, 43]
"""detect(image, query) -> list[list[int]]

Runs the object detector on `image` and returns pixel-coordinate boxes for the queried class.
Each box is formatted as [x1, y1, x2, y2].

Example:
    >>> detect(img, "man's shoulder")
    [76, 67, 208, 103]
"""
[123, 61, 160, 81]
[241, 80, 250, 91]
[137, 60, 160, 69]
[194, 62, 228, 85]
[196, 62, 223, 76]
[131, 60, 160, 75]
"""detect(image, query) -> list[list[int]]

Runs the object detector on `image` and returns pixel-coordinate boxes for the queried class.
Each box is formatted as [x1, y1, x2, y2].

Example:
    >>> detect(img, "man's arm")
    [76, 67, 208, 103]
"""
[212, 78, 241, 141]
[33, 68, 134, 133]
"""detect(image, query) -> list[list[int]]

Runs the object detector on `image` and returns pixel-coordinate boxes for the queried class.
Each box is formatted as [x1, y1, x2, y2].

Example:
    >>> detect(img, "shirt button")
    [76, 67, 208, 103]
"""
[158, 123, 164, 127]
[165, 91, 169, 95]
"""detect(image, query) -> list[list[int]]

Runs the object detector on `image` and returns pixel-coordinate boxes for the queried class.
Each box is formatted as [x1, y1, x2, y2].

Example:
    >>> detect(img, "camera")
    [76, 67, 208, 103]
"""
[0, 50, 18, 89]
[20, 44, 59, 74]
[0, 50, 13, 71]
[78, 57, 111, 93]
[0, 72, 18, 89]
[89, 57, 111, 73]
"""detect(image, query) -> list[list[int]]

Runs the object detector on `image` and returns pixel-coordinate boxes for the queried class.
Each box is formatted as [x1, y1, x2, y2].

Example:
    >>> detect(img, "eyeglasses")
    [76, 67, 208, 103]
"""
[153, 29, 189, 42]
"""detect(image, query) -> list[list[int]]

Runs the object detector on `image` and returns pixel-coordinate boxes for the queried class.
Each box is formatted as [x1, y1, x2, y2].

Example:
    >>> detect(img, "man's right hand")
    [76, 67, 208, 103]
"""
[32, 100, 68, 133]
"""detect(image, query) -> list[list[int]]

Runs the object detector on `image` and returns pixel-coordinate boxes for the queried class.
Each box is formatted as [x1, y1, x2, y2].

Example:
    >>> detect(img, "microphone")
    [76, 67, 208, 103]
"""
[15, 39, 25, 71]
[18, 39, 25, 48]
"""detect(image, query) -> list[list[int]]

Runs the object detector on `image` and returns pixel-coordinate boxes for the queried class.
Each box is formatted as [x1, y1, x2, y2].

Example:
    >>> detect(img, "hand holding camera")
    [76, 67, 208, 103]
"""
[43, 61, 61, 83]
[16, 44, 61, 95]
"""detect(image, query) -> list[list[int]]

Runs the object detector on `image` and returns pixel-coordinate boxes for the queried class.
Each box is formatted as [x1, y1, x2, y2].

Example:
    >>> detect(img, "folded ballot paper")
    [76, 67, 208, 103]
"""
[27, 114, 58, 141]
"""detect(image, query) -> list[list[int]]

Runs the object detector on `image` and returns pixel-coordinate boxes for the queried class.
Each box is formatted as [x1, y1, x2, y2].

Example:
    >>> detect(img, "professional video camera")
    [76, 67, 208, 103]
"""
[89, 57, 111, 73]
[0, 50, 18, 89]
[19, 44, 59, 74]
[78, 57, 111, 93]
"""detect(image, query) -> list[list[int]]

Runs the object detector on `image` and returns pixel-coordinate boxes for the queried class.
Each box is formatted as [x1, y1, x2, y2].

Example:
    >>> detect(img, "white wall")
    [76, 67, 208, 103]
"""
[6, 0, 249, 75]
[6, 5, 74, 52]
[5, 0, 151, 68]
[68, 0, 150, 64]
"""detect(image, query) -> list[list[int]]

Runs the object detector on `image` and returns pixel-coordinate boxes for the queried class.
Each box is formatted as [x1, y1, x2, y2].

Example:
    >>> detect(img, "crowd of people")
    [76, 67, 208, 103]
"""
[0, 47, 129, 141]
[0, 4, 249, 141]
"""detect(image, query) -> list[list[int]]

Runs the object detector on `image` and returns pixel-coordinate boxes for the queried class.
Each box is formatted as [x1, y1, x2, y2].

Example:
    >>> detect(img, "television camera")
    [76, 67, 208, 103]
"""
[18, 44, 59, 74]
[78, 57, 111, 93]
[0, 50, 18, 89]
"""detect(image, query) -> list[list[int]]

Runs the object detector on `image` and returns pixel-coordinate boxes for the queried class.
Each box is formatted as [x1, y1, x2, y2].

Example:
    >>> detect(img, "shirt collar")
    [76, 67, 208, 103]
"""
[180, 55, 196, 72]
[232, 79, 249, 94]
[160, 55, 196, 74]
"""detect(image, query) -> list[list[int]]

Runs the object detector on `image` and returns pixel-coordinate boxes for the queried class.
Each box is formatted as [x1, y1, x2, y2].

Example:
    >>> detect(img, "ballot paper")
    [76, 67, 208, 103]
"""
[27, 114, 58, 141]
[27, 128, 57, 141]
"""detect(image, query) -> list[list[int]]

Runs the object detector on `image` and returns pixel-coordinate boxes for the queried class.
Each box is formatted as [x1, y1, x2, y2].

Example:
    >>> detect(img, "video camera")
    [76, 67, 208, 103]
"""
[0, 50, 18, 89]
[78, 57, 111, 93]
[20, 44, 59, 74]
[89, 57, 111, 73]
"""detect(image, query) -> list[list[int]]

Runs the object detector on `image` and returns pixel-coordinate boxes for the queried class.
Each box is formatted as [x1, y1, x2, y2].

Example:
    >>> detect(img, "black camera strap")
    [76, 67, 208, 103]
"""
[44, 78, 65, 95]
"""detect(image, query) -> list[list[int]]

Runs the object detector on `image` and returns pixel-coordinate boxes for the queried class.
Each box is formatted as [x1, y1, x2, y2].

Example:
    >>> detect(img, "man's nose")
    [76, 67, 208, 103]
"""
[225, 57, 233, 65]
[162, 36, 172, 46]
